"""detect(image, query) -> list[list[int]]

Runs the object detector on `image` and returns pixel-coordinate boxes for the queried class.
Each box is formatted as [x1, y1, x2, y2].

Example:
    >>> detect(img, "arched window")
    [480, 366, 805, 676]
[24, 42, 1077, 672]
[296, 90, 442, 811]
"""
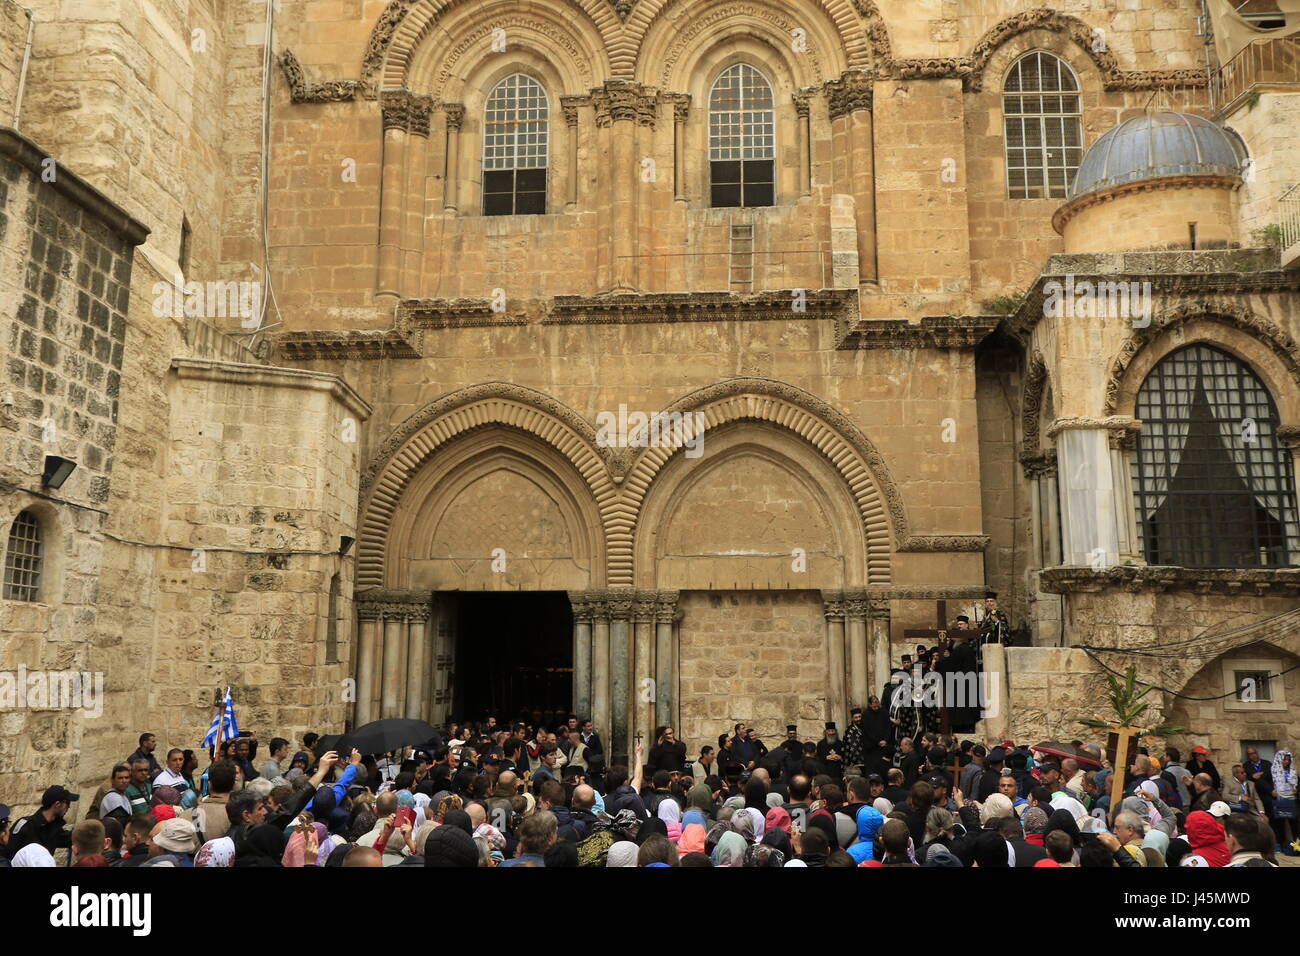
[3, 510, 43, 601]
[326, 573, 340, 664]
[1003, 52, 1083, 199]
[1132, 344, 1299, 567]
[482, 73, 549, 216]
[709, 63, 775, 208]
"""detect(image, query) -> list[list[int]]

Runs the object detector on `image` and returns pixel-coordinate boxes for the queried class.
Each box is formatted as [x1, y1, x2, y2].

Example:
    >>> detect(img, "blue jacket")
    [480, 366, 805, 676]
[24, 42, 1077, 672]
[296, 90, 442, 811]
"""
[846, 806, 885, 864]
[305, 762, 358, 812]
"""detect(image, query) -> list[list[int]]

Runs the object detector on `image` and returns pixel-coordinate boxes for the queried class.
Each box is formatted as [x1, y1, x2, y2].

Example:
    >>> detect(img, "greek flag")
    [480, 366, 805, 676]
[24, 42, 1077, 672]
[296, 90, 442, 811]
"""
[201, 687, 239, 748]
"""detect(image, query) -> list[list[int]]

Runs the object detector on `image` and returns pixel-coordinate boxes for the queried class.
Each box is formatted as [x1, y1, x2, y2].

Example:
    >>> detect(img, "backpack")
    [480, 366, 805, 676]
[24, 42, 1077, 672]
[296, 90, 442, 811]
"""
[1159, 770, 1184, 809]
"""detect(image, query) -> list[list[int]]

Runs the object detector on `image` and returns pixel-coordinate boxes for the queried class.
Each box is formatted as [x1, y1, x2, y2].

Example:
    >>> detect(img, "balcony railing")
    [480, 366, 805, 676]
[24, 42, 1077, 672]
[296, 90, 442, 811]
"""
[1281, 182, 1300, 269]
[1212, 35, 1300, 110]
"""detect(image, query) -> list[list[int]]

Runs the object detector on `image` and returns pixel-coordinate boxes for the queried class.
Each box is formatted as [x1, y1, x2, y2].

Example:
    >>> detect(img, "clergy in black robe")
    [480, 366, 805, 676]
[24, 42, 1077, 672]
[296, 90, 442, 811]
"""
[935, 630, 981, 733]
[816, 723, 845, 780]
[861, 697, 892, 764]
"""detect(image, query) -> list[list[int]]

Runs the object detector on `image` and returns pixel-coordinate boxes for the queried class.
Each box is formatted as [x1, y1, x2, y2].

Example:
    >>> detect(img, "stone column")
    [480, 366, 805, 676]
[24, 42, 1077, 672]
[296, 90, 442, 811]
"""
[793, 90, 812, 197]
[430, 597, 454, 727]
[401, 94, 433, 295]
[591, 596, 611, 737]
[1110, 427, 1141, 562]
[404, 603, 429, 720]
[381, 607, 406, 719]
[561, 96, 585, 208]
[633, 593, 657, 756]
[827, 71, 876, 286]
[654, 591, 678, 731]
[869, 599, 891, 703]
[355, 605, 380, 726]
[377, 91, 409, 299]
[442, 103, 464, 212]
[845, 592, 869, 709]
[823, 591, 847, 730]
[569, 593, 593, 725]
[665, 93, 690, 202]
[607, 591, 634, 766]
[593, 81, 655, 293]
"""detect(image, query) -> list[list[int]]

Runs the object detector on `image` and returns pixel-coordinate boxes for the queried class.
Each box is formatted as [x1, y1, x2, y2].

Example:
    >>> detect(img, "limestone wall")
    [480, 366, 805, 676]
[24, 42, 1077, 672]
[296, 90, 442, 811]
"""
[1228, 90, 1300, 243]
[0, 0, 31, 125]
[1004, 646, 1109, 744]
[676, 589, 827, 754]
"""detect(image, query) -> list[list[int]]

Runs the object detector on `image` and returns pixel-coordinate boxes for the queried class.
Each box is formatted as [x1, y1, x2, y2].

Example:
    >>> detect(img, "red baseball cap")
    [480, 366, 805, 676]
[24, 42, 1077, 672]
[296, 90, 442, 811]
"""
[1191, 745, 1209, 755]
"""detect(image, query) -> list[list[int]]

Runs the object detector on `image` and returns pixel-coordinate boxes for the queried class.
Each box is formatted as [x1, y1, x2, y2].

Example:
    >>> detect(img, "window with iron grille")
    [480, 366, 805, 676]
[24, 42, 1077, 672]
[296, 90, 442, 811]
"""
[1234, 669, 1273, 702]
[709, 63, 775, 208]
[3, 510, 42, 601]
[1132, 344, 1299, 568]
[482, 73, 549, 216]
[1003, 52, 1083, 199]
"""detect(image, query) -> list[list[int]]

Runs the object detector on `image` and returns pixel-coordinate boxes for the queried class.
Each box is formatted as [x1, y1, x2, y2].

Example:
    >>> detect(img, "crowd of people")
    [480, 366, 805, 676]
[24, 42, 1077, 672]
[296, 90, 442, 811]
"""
[0, 705, 1294, 868]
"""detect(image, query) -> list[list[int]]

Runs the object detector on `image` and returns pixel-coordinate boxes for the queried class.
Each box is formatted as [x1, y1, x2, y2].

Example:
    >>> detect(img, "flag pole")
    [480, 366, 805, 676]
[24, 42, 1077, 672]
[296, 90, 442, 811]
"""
[212, 686, 227, 759]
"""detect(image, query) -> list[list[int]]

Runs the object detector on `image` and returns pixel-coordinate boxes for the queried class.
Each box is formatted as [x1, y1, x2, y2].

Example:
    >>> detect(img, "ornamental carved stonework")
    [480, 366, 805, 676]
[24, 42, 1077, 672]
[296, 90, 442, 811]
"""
[280, 50, 359, 104]
[360, 0, 414, 99]
[659, 92, 691, 123]
[560, 95, 589, 127]
[825, 70, 873, 119]
[611, 0, 636, 21]
[591, 81, 658, 128]
[443, 103, 466, 132]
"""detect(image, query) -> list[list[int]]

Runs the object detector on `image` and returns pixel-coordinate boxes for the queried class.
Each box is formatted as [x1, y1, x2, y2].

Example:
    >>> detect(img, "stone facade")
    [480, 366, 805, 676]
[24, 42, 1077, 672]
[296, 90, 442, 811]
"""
[1, 0, 1299, 811]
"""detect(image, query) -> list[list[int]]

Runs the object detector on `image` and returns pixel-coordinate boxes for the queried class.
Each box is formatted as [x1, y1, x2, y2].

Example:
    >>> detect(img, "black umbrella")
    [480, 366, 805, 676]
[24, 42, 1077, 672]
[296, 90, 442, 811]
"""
[312, 733, 352, 760]
[347, 718, 443, 757]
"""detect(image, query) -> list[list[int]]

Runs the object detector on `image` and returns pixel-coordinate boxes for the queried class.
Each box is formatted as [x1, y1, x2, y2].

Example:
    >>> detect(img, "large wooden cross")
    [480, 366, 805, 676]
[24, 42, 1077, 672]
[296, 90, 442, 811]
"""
[903, 601, 951, 733]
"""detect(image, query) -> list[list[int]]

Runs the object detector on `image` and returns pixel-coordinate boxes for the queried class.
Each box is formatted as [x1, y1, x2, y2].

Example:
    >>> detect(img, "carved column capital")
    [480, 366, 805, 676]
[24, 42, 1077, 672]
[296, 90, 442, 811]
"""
[606, 590, 635, 620]
[868, 599, 891, 620]
[822, 589, 846, 621]
[443, 103, 466, 132]
[380, 89, 411, 131]
[591, 80, 658, 128]
[408, 94, 435, 136]
[560, 94, 588, 127]
[661, 92, 691, 122]
[654, 590, 679, 623]
[793, 89, 812, 118]
[845, 599, 870, 621]
[825, 70, 873, 119]
[1278, 424, 1300, 449]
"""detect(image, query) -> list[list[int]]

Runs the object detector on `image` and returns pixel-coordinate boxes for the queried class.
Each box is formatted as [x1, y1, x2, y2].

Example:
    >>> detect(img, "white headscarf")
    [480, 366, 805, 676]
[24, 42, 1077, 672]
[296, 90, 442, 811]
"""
[13, 844, 56, 867]
[194, 836, 236, 868]
[657, 800, 681, 826]
[744, 806, 766, 839]
[606, 841, 639, 867]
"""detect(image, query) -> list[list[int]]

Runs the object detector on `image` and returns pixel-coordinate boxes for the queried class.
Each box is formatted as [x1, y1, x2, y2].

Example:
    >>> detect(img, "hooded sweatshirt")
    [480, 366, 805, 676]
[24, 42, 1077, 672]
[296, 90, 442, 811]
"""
[846, 806, 884, 864]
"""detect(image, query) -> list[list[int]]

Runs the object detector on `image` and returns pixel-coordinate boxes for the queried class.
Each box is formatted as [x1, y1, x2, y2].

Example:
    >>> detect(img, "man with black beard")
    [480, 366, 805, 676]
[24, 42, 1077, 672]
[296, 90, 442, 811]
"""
[861, 696, 892, 766]
[843, 709, 866, 776]
[816, 723, 846, 781]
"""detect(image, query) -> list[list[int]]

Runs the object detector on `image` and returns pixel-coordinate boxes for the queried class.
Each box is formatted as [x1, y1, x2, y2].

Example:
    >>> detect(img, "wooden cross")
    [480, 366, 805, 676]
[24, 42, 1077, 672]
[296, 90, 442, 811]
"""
[903, 601, 950, 733]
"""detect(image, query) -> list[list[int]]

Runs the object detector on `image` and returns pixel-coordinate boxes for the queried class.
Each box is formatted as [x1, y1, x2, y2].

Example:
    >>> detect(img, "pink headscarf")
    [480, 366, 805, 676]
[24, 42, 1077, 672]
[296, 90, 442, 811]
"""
[679, 823, 707, 854]
[765, 806, 792, 834]
[282, 823, 334, 867]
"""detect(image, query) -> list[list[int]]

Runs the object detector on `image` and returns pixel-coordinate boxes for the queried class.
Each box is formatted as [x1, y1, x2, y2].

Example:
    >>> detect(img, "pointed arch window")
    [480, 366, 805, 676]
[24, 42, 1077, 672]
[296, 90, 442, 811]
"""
[1132, 344, 1299, 567]
[3, 510, 43, 601]
[482, 73, 549, 215]
[1003, 51, 1083, 199]
[709, 63, 775, 208]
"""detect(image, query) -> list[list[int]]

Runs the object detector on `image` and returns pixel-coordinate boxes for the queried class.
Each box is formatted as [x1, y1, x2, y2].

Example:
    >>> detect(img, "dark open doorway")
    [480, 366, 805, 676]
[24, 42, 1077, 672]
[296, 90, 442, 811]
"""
[453, 591, 573, 727]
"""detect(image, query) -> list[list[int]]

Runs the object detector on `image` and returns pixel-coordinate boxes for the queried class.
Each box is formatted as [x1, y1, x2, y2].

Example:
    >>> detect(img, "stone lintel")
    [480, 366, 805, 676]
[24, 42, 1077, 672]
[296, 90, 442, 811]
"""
[273, 329, 423, 361]
[1038, 566, 1300, 596]
[836, 316, 998, 350]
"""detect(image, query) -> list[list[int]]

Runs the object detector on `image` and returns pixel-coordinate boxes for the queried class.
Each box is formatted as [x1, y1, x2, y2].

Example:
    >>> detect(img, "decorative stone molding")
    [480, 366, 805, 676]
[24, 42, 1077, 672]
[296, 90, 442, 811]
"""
[591, 80, 658, 127]
[545, 290, 856, 326]
[398, 298, 527, 331]
[895, 536, 990, 553]
[866, 586, 987, 600]
[825, 70, 873, 119]
[279, 50, 359, 104]
[1103, 302, 1300, 416]
[836, 316, 997, 350]
[443, 103, 466, 132]
[560, 94, 590, 127]
[611, 0, 636, 21]
[1045, 416, 1140, 440]
[1019, 450, 1058, 479]
[359, 0, 415, 98]
[660, 92, 691, 122]
[1039, 566, 1300, 597]
[272, 329, 423, 361]
[849, 0, 893, 67]
[1021, 351, 1048, 464]
[355, 587, 434, 620]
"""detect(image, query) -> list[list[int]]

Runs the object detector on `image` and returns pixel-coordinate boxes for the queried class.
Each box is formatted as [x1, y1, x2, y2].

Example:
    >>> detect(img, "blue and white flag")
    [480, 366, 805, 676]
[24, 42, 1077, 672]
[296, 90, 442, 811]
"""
[201, 687, 239, 748]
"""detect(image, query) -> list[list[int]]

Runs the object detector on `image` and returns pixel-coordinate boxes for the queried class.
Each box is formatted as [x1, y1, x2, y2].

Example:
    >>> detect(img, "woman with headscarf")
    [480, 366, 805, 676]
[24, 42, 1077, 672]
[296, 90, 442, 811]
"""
[684, 783, 713, 827]
[194, 836, 236, 868]
[656, 799, 682, 843]
[1042, 808, 1082, 848]
[743, 843, 785, 867]
[678, 823, 707, 855]
[978, 793, 1014, 826]
[1141, 828, 1170, 867]
[807, 808, 840, 851]
[761, 827, 793, 860]
[637, 817, 669, 845]
[711, 831, 747, 867]
[730, 809, 755, 843]
[742, 805, 765, 840]
[704, 821, 729, 856]
[765, 805, 791, 835]
[1020, 806, 1049, 846]
[606, 841, 639, 867]
[233, 823, 285, 867]
[1271, 749, 1298, 853]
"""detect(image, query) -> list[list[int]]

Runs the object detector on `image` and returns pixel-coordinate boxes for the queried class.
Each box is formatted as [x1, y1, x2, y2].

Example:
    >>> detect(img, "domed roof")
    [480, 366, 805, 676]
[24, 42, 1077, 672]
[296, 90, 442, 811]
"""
[1068, 111, 1246, 200]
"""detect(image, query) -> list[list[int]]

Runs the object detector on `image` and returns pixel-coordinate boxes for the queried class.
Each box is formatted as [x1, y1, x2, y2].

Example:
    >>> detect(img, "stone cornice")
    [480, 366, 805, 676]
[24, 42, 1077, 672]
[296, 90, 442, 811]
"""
[1052, 174, 1241, 235]
[544, 290, 856, 326]
[896, 535, 990, 553]
[1039, 566, 1300, 597]
[0, 128, 150, 246]
[836, 316, 998, 350]
[272, 329, 422, 361]
[399, 298, 528, 331]
[170, 358, 373, 419]
[279, 50, 359, 103]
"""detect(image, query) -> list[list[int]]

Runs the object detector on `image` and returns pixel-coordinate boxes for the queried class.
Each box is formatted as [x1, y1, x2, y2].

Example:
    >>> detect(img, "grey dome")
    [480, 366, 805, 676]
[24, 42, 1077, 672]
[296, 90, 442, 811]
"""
[1068, 111, 1246, 200]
